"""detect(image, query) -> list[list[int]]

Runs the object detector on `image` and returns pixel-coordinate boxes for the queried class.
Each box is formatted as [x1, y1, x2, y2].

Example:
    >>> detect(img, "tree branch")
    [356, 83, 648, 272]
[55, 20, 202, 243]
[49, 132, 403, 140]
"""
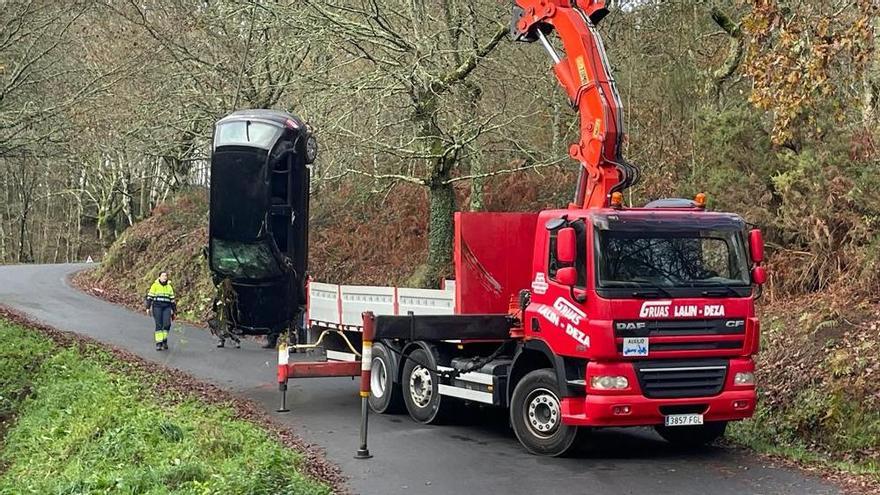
[431, 24, 507, 95]
[346, 168, 426, 186]
[710, 7, 743, 84]
[443, 157, 565, 185]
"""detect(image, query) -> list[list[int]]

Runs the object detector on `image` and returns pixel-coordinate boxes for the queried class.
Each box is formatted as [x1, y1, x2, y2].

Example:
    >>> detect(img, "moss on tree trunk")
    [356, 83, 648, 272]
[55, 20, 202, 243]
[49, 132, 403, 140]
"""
[422, 179, 455, 287]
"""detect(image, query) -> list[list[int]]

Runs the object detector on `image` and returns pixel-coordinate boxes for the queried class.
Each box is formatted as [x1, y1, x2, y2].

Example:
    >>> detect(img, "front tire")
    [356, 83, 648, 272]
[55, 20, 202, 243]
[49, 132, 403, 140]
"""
[510, 369, 579, 456]
[368, 342, 404, 414]
[401, 348, 449, 424]
[655, 421, 727, 447]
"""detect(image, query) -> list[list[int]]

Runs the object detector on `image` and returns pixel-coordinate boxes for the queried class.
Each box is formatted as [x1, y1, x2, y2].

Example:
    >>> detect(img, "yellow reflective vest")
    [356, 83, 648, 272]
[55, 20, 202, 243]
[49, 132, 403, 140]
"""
[146, 280, 176, 310]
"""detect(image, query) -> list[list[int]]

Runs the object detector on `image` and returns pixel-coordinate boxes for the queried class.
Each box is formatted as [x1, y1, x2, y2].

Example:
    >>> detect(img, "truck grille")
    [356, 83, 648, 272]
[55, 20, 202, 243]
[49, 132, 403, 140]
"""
[634, 360, 728, 399]
[614, 319, 746, 357]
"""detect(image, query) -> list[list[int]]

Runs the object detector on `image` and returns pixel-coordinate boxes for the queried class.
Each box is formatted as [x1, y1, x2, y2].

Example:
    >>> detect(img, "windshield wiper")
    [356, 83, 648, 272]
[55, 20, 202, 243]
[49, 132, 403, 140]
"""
[619, 278, 675, 299]
[632, 289, 673, 299]
[687, 281, 741, 297]
[627, 285, 674, 299]
[227, 248, 246, 277]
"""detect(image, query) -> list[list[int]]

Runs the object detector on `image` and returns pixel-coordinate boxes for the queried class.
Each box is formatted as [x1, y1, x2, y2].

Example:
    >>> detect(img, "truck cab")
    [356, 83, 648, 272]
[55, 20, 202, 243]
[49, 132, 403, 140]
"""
[512, 201, 763, 453]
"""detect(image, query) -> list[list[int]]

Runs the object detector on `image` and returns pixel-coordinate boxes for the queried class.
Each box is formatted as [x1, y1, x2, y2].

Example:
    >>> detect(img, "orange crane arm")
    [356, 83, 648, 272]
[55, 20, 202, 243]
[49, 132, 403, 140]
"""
[511, 0, 638, 208]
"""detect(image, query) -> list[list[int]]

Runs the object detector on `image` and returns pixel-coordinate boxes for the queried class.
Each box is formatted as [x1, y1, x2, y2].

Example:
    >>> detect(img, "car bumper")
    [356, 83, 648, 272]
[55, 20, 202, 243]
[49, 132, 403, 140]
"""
[560, 389, 756, 427]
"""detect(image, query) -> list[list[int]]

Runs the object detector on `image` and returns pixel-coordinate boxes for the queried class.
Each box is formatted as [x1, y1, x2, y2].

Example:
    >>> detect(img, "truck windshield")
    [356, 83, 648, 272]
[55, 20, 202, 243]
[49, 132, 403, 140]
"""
[211, 239, 282, 279]
[597, 230, 749, 289]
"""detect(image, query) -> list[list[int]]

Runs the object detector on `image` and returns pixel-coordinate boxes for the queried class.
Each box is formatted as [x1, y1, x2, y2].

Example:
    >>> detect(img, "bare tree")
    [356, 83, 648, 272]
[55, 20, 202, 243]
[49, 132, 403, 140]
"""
[300, 0, 566, 286]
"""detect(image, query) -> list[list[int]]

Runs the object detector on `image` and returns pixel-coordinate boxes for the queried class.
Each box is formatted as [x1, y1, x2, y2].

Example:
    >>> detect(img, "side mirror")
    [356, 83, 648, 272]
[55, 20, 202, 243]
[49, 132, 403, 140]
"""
[556, 227, 576, 264]
[557, 267, 577, 286]
[748, 229, 764, 264]
[545, 217, 566, 231]
[751, 266, 767, 285]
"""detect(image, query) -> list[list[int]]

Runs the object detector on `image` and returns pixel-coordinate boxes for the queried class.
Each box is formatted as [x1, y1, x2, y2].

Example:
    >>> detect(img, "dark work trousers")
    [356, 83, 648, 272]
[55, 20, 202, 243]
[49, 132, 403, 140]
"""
[152, 304, 172, 343]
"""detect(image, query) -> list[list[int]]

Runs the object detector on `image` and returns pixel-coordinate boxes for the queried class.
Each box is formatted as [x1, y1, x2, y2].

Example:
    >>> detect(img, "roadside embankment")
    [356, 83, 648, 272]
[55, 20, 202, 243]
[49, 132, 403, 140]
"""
[0, 307, 345, 494]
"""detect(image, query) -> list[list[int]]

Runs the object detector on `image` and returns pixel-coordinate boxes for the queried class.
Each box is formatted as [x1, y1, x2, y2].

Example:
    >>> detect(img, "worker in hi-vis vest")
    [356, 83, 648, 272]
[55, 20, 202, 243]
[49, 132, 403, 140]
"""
[145, 271, 176, 351]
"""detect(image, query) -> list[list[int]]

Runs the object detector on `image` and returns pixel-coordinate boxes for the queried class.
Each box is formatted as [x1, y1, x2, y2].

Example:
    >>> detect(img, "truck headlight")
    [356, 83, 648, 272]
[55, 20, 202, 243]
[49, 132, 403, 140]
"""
[734, 372, 755, 386]
[590, 376, 629, 390]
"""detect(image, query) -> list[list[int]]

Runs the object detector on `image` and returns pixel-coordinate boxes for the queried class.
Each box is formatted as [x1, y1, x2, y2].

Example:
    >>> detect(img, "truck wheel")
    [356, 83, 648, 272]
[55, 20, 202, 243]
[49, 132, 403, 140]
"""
[401, 348, 448, 424]
[368, 342, 404, 414]
[654, 421, 727, 447]
[510, 369, 579, 456]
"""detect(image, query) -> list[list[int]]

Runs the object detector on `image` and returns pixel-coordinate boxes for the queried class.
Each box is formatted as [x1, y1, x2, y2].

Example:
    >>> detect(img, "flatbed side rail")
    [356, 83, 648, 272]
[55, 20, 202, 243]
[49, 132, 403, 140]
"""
[307, 280, 456, 332]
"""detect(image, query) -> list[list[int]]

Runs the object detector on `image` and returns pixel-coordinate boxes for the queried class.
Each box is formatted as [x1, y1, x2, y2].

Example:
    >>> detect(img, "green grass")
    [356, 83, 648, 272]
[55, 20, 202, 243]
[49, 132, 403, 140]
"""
[0, 319, 330, 495]
[729, 399, 880, 480]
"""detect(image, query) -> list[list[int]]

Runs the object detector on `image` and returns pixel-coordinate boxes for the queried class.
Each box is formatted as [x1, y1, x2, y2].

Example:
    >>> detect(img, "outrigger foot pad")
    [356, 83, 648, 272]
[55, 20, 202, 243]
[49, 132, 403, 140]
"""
[277, 385, 290, 413]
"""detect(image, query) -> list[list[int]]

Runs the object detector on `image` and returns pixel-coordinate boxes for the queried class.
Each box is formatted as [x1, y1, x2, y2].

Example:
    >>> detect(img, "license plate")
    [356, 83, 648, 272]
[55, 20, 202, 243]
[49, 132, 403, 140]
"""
[664, 413, 704, 427]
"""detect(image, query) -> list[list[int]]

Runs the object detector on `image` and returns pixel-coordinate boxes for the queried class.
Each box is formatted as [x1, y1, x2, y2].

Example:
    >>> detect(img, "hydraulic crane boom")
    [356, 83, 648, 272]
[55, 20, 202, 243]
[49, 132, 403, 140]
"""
[511, 0, 638, 208]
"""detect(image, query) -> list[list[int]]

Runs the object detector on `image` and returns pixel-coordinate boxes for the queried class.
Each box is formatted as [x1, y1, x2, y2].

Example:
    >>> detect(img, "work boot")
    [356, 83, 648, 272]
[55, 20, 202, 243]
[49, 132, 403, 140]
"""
[162, 341, 169, 350]
[156, 342, 163, 351]
[217, 338, 225, 348]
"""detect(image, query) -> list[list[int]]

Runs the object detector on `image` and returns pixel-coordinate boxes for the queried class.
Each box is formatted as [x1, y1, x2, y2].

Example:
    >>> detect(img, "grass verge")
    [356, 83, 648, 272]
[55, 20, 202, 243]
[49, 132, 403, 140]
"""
[0, 312, 339, 494]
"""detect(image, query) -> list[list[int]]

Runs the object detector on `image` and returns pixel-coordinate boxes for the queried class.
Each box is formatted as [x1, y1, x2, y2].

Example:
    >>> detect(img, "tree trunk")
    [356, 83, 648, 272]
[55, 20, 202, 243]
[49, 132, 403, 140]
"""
[469, 155, 484, 212]
[17, 201, 30, 263]
[0, 172, 7, 263]
[0, 212, 6, 263]
[423, 177, 455, 288]
[409, 93, 458, 288]
[73, 198, 83, 261]
[96, 203, 109, 245]
[16, 168, 32, 263]
[863, 16, 880, 126]
[463, 82, 484, 211]
[39, 169, 51, 262]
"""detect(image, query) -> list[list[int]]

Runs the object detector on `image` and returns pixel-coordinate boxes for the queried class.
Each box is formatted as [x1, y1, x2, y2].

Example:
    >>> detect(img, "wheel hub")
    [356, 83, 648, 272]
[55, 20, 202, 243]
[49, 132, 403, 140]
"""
[370, 357, 387, 399]
[409, 366, 433, 408]
[525, 388, 560, 437]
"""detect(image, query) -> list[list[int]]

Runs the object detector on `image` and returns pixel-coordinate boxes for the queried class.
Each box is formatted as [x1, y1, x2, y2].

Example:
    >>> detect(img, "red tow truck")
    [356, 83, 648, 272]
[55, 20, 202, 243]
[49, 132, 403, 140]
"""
[276, 0, 767, 456]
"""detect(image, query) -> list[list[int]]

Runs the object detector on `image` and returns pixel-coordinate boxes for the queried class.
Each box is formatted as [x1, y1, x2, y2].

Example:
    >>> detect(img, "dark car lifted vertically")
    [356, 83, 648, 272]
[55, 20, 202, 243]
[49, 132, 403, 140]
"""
[207, 109, 316, 343]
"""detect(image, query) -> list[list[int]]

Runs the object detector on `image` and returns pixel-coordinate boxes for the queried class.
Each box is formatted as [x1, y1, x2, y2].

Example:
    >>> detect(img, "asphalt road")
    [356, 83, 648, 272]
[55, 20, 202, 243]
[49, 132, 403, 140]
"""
[0, 263, 842, 495]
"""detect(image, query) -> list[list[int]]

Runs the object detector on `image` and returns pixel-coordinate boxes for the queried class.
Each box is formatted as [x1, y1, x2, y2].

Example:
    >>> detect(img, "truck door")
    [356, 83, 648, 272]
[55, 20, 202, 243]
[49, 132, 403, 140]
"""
[528, 218, 590, 354]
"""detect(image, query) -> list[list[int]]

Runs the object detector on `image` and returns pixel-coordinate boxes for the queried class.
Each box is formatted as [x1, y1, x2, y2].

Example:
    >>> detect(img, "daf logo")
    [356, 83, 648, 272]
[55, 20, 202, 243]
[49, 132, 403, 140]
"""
[615, 322, 647, 330]
[725, 320, 745, 328]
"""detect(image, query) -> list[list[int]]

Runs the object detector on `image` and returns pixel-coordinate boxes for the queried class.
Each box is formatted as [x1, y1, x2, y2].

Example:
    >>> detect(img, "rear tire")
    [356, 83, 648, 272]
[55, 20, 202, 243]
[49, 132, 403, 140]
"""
[401, 348, 449, 424]
[510, 369, 579, 456]
[655, 421, 727, 447]
[368, 342, 404, 414]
